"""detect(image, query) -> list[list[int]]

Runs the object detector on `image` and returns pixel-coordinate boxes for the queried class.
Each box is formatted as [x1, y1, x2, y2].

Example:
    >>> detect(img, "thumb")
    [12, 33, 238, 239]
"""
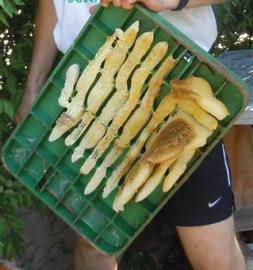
[129, 0, 141, 3]
[131, 0, 146, 3]
[129, 0, 150, 8]
[89, 4, 98, 14]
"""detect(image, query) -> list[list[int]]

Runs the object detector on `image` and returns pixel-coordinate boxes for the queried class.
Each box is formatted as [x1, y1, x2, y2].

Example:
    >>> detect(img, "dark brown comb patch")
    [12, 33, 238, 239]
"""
[145, 118, 195, 163]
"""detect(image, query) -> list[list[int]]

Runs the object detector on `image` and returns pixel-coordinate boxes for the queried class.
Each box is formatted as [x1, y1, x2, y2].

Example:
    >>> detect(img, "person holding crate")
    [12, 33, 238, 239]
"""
[15, 0, 246, 269]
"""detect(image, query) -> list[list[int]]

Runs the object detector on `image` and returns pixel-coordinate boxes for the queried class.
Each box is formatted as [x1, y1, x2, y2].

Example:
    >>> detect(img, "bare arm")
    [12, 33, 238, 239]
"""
[101, 0, 227, 11]
[184, 0, 227, 8]
[15, 0, 58, 122]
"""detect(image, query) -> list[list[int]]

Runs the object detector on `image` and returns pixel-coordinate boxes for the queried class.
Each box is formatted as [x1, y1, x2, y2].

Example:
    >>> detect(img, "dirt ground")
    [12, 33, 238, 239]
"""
[15, 208, 192, 270]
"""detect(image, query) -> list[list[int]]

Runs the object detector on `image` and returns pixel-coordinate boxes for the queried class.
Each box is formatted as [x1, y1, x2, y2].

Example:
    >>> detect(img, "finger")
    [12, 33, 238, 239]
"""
[101, 0, 111, 7]
[112, 0, 121, 7]
[128, 0, 139, 4]
[121, 0, 134, 9]
[89, 4, 98, 14]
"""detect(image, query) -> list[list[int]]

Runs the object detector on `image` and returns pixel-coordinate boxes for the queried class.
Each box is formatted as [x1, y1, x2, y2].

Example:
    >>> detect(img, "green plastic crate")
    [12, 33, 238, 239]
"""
[2, 4, 249, 254]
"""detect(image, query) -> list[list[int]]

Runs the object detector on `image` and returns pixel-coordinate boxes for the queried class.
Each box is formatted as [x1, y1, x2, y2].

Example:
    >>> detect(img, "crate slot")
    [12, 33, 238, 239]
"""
[114, 216, 135, 237]
[56, 162, 77, 181]
[19, 153, 49, 185]
[38, 190, 58, 207]
[218, 83, 244, 127]
[18, 169, 38, 188]
[58, 149, 82, 175]
[54, 174, 86, 208]
[78, 205, 110, 234]
[56, 205, 74, 223]
[14, 115, 47, 150]
[46, 174, 70, 200]
[74, 44, 95, 60]
[74, 174, 99, 197]
[91, 19, 113, 35]
[95, 6, 133, 32]
[90, 20, 112, 36]
[2, 140, 31, 174]
[175, 56, 197, 79]
[34, 84, 63, 125]
[37, 145, 59, 166]
[183, 51, 194, 63]
[117, 9, 139, 30]
[118, 202, 150, 230]
[139, 199, 156, 213]
[173, 46, 188, 60]
[75, 221, 97, 241]
[37, 131, 69, 166]
[56, 50, 90, 81]
[168, 48, 192, 80]
[75, 24, 108, 57]
[96, 239, 122, 254]
[56, 174, 83, 204]
[185, 61, 202, 76]
[98, 225, 129, 251]
[32, 107, 55, 126]
[93, 198, 116, 219]
[194, 63, 226, 90]
[154, 28, 178, 51]
[214, 80, 228, 96]
[146, 185, 167, 207]
[93, 212, 119, 243]
[72, 181, 108, 224]
[51, 76, 65, 90]
[168, 42, 180, 57]
[61, 188, 88, 217]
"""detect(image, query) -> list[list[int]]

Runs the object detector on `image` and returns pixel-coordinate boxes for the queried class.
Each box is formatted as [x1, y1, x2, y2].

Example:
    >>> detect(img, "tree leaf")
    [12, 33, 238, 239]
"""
[12, 0, 24, 5]
[2, 0, 18, 18]
[0, 100, 3, 114]
[5, 241, 15, 259]
[0, 241, 5, 257]
[0, 11, 9, 26]
[3, 100, 14, 119]
[0, 217, 6, 236]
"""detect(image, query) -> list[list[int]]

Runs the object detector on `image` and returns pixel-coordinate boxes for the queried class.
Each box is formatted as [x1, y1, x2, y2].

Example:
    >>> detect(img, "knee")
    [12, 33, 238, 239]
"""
[224, 243, 246, 270]
[204, 242, 246, 270]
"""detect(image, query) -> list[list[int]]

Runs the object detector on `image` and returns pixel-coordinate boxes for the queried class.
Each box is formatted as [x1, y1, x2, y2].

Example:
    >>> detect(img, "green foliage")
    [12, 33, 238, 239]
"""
[213, 0, 253, 54]
[0, 162, 39, 259]
[0, 0, 24, 27]
[0, 0, 35, 115]
[0, 0, 39, 260]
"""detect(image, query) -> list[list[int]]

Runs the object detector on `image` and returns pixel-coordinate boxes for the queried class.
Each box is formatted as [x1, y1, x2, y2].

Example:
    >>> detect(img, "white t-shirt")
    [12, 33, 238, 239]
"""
[53, 0, 217, 53]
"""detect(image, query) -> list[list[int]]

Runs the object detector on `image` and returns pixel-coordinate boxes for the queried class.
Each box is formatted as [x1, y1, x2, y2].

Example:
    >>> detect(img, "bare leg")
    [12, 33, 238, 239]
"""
[73, 235, 117, 270]
[176, 216, 246, 270]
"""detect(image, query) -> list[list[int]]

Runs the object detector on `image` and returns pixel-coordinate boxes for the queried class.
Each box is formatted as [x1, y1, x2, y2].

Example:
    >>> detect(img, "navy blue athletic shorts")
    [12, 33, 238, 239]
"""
[163, 141, 234, 226]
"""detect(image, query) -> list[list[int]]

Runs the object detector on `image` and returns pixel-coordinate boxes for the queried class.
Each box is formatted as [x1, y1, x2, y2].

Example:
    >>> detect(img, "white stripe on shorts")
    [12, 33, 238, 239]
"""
[222, 143, 231, 187]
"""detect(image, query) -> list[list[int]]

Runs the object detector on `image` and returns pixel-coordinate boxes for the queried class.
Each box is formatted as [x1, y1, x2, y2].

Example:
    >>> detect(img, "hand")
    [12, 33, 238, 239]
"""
[15, 90, 38, 123]
[101, 0, 180, 12]
[101, 0, 134, 9]
[89, 4, 99, 14]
